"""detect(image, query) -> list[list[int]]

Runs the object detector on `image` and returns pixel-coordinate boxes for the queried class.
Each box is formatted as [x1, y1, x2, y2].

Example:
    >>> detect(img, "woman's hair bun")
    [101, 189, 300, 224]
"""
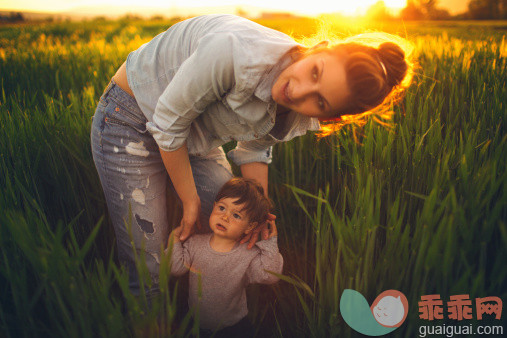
[378, 42, 407, 87]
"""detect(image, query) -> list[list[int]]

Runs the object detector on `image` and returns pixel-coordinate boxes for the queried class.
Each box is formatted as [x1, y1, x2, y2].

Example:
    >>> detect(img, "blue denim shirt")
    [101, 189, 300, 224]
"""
[126, 14, 320, 165]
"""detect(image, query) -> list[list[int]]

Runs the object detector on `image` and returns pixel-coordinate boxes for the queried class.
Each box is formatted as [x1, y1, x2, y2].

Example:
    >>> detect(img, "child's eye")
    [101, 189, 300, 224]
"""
[233, 213, 241, 220]
[218, 205, 225, 211]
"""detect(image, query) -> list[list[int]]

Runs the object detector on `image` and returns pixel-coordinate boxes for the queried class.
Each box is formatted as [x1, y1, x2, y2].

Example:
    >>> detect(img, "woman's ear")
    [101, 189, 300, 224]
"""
[310, 40, 329, 51]
[245, 222, 258, 234]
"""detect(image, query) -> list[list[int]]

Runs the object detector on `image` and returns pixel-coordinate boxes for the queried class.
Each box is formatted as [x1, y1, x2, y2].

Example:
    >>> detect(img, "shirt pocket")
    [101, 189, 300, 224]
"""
[211, 99, 244, 127]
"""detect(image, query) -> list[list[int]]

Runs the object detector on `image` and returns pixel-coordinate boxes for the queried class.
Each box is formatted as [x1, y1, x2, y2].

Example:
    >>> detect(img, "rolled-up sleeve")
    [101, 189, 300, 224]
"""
[227, 140, 273, 166]
[147, 32, 236, 151]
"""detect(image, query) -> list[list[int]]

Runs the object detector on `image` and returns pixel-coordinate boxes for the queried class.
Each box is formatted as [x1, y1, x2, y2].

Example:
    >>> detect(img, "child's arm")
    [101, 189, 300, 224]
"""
[246, 220, 283, 284]
[167, 226, 191, 276]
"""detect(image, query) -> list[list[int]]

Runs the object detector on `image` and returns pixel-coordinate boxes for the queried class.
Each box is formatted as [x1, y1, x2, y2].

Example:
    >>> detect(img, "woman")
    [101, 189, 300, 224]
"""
[90, 14, 412, 296]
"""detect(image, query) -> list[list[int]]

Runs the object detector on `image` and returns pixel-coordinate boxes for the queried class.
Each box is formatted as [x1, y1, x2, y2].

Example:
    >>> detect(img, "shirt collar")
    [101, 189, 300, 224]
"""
[254, 47, 297, 103]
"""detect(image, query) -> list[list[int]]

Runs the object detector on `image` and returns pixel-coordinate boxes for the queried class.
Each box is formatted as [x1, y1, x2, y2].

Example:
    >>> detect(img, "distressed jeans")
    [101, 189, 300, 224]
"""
[90, 80, 233, 296]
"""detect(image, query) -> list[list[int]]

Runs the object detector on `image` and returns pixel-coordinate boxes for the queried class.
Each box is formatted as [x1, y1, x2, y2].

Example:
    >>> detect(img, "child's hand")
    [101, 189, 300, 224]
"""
[170, 226, 183, 243]
[266, 219, 277, 239]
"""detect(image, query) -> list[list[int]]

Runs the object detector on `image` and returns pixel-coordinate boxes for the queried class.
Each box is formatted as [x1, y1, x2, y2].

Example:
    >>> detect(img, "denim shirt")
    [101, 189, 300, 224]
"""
[126, 14, 320, 165]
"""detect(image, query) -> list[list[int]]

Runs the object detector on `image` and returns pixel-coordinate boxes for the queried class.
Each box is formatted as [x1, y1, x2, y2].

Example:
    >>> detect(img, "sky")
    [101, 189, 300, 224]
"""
[0, 0, 469, 16]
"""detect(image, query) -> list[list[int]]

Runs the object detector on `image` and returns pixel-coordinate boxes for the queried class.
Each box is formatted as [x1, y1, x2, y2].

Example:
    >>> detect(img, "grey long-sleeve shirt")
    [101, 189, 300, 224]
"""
[170, 233, 283, 330]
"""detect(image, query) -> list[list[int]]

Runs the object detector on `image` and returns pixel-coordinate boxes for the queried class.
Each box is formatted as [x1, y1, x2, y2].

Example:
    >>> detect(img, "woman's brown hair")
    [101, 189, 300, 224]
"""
[336, 41, 408, 114]
[294, 32, 414, 139]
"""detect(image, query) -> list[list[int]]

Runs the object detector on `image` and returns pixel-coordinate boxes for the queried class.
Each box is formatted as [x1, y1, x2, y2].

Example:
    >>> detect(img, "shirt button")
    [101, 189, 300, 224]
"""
[115, 107, 120, 112]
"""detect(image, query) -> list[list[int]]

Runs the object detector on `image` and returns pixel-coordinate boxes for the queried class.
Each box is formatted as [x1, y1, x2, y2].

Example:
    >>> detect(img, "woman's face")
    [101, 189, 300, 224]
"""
[272, 50, 351, 118]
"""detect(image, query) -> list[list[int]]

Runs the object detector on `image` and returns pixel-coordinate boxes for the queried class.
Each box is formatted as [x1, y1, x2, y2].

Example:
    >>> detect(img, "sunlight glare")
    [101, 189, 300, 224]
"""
[176, 0, 408, 16]
[2, 0, 408, 16]
[287, 0, 407, 15]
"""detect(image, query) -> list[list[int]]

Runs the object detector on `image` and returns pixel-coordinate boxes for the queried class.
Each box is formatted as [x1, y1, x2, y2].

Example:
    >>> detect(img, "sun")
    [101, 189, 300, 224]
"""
[287, 0, 408, 15]
[135, 1, 408, 16]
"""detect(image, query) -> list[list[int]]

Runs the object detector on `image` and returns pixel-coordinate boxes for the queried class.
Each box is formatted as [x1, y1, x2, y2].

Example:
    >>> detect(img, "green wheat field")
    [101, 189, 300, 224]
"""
[0, 16, 506, 337]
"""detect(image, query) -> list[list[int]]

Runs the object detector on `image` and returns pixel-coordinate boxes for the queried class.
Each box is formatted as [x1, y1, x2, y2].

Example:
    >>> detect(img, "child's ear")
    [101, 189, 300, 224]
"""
[245, 222, 258, 234]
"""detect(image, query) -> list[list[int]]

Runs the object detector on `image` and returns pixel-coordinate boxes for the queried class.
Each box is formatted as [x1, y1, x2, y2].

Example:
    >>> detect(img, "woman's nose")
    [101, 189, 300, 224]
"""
[293, 80, 317, 101]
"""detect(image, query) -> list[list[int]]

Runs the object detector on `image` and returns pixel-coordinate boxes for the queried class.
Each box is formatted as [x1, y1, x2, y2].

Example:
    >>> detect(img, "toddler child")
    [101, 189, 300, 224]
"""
[169, 177, 282, 336]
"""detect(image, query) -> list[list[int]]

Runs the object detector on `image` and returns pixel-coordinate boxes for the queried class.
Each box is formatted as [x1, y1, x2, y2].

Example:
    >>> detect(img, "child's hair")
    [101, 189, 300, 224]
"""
[215, 178, 272, 224]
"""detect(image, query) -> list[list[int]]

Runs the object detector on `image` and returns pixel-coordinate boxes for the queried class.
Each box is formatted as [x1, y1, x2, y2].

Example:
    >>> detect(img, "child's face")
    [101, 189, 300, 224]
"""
[209, 197, 256, 241]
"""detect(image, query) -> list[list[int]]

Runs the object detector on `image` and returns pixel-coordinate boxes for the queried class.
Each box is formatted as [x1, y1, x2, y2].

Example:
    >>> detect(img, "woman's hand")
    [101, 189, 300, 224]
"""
[241, 213, 276, 249]
[159, 144, 201, 242]
[169, 225, 183, 243]
[266, 219, 278, 239]
[179, 197, 202, 241]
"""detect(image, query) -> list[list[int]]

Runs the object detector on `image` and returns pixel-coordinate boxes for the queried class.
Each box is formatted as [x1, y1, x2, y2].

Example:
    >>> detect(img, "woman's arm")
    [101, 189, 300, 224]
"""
[240, 162, 268, 196]
[159, 144, 201, 241]
[167, 226, 191, 276]
[147, 33, 238, 240]
[146, 32, 236, 152]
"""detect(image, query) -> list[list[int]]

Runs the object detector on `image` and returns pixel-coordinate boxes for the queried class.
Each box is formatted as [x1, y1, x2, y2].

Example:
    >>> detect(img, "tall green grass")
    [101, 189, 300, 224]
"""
[1, 18, 506, 337]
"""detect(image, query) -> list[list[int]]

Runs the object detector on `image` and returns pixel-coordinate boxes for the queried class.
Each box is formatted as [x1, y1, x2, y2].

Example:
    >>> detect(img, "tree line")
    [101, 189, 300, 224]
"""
[0, 12, 25, 23]
[367, 0, 507, 20]
[2, 1, 506, 24]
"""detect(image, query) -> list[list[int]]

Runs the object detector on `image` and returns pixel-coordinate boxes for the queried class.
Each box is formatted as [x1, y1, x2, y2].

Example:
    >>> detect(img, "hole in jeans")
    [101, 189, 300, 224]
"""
[135, 214, 154, 234]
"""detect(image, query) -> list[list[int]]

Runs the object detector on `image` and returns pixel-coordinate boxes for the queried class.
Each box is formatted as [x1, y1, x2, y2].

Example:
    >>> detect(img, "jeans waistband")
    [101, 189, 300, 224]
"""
[103, 79, 146, 120]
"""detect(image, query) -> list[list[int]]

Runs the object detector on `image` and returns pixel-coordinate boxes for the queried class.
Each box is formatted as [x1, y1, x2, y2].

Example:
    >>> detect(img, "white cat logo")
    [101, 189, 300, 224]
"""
[370, 290, 409, 328]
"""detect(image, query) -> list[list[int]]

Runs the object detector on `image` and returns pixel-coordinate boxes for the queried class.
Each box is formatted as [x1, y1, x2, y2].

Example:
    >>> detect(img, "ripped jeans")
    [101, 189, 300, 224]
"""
[90, 80, 233, 296]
